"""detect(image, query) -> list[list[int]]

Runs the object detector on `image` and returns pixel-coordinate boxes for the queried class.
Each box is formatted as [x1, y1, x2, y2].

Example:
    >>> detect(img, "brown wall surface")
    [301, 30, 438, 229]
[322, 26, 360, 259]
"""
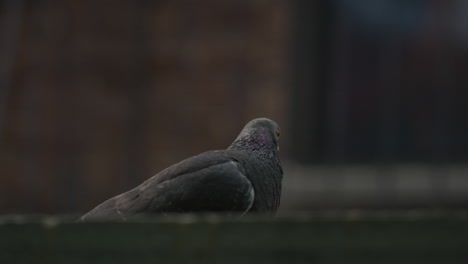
[0, 1, 290, 213]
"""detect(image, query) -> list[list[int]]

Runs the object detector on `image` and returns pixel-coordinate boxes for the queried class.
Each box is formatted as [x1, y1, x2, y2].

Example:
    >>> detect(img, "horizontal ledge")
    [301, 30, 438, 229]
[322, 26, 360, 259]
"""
[2, 210, 468, 225]
[2, 212, 468, 264]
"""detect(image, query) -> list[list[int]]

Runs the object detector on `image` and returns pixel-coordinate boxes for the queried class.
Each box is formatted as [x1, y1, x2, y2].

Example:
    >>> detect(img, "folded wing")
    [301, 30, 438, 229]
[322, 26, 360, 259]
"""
[80, 153, 254, 221]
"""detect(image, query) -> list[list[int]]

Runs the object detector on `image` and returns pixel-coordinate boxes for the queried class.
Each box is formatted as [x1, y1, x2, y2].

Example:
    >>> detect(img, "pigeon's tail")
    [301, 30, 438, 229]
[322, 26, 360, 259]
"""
[80, 198, 125, 221]
[80, 188, 146, 221]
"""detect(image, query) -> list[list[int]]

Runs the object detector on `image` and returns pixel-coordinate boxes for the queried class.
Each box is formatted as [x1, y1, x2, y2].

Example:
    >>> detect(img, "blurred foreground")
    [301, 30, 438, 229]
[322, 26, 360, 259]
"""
[2, 212, 468, 264]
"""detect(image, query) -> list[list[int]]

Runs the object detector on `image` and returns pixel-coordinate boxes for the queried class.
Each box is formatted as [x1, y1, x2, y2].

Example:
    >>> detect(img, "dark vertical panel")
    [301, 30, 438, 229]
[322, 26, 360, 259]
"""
[326, 6, 351, 162]
[431, 49, 454, 162]
[125, 1, 151, 187]
[0, 0, 23, 141]
[57, 2, 81, 213]
[290, 0, 332, 163]
[17, 0, 48, 213]
[377, 33, 402, 162]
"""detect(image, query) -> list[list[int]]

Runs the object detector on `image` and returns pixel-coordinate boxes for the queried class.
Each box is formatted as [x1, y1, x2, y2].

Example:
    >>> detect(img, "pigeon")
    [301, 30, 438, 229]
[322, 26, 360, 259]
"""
[80, 118, 283, 220]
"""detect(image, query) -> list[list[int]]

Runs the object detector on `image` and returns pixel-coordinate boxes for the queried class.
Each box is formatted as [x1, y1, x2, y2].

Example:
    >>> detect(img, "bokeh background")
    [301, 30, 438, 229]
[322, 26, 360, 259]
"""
[0, 0, 467, 215]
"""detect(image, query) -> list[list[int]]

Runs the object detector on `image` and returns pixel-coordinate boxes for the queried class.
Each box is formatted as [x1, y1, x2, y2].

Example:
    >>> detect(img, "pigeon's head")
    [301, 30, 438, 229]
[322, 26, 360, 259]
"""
[229, 118, 281, 153]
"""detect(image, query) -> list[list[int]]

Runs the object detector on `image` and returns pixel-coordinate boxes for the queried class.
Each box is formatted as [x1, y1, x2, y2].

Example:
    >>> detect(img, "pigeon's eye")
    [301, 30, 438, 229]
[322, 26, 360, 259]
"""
[276, 130, 280, 137]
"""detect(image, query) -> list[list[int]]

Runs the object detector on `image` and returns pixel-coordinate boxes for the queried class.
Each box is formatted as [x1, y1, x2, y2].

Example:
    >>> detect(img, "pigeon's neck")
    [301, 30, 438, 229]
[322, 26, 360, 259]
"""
[228, 127, 282, 213]
[228, 128, 277, 155]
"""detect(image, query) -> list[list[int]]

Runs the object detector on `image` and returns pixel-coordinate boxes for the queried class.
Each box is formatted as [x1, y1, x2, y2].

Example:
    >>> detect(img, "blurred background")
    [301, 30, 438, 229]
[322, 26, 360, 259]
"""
[0, 0, 467, 215]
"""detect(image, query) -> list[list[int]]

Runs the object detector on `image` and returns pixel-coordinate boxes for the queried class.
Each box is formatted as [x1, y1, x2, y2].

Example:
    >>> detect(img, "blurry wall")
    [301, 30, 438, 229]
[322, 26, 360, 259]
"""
[283, 0, 468, 212]
[291, 0, 468, 163]
[1, 0, 467, 214]
[0, 1, 290, 213]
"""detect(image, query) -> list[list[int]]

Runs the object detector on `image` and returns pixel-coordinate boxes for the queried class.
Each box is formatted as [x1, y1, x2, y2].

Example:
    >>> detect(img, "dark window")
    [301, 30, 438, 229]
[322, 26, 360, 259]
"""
[290, 0, 468, 163]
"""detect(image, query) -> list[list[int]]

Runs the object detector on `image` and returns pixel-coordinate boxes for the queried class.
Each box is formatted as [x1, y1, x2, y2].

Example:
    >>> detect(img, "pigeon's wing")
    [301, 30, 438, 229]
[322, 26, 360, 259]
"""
[80, 152, 254, 221]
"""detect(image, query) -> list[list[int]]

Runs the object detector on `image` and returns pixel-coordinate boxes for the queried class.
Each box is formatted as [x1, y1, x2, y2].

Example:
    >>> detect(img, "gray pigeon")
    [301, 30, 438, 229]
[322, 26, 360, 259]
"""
[80, 118, 282, 220]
